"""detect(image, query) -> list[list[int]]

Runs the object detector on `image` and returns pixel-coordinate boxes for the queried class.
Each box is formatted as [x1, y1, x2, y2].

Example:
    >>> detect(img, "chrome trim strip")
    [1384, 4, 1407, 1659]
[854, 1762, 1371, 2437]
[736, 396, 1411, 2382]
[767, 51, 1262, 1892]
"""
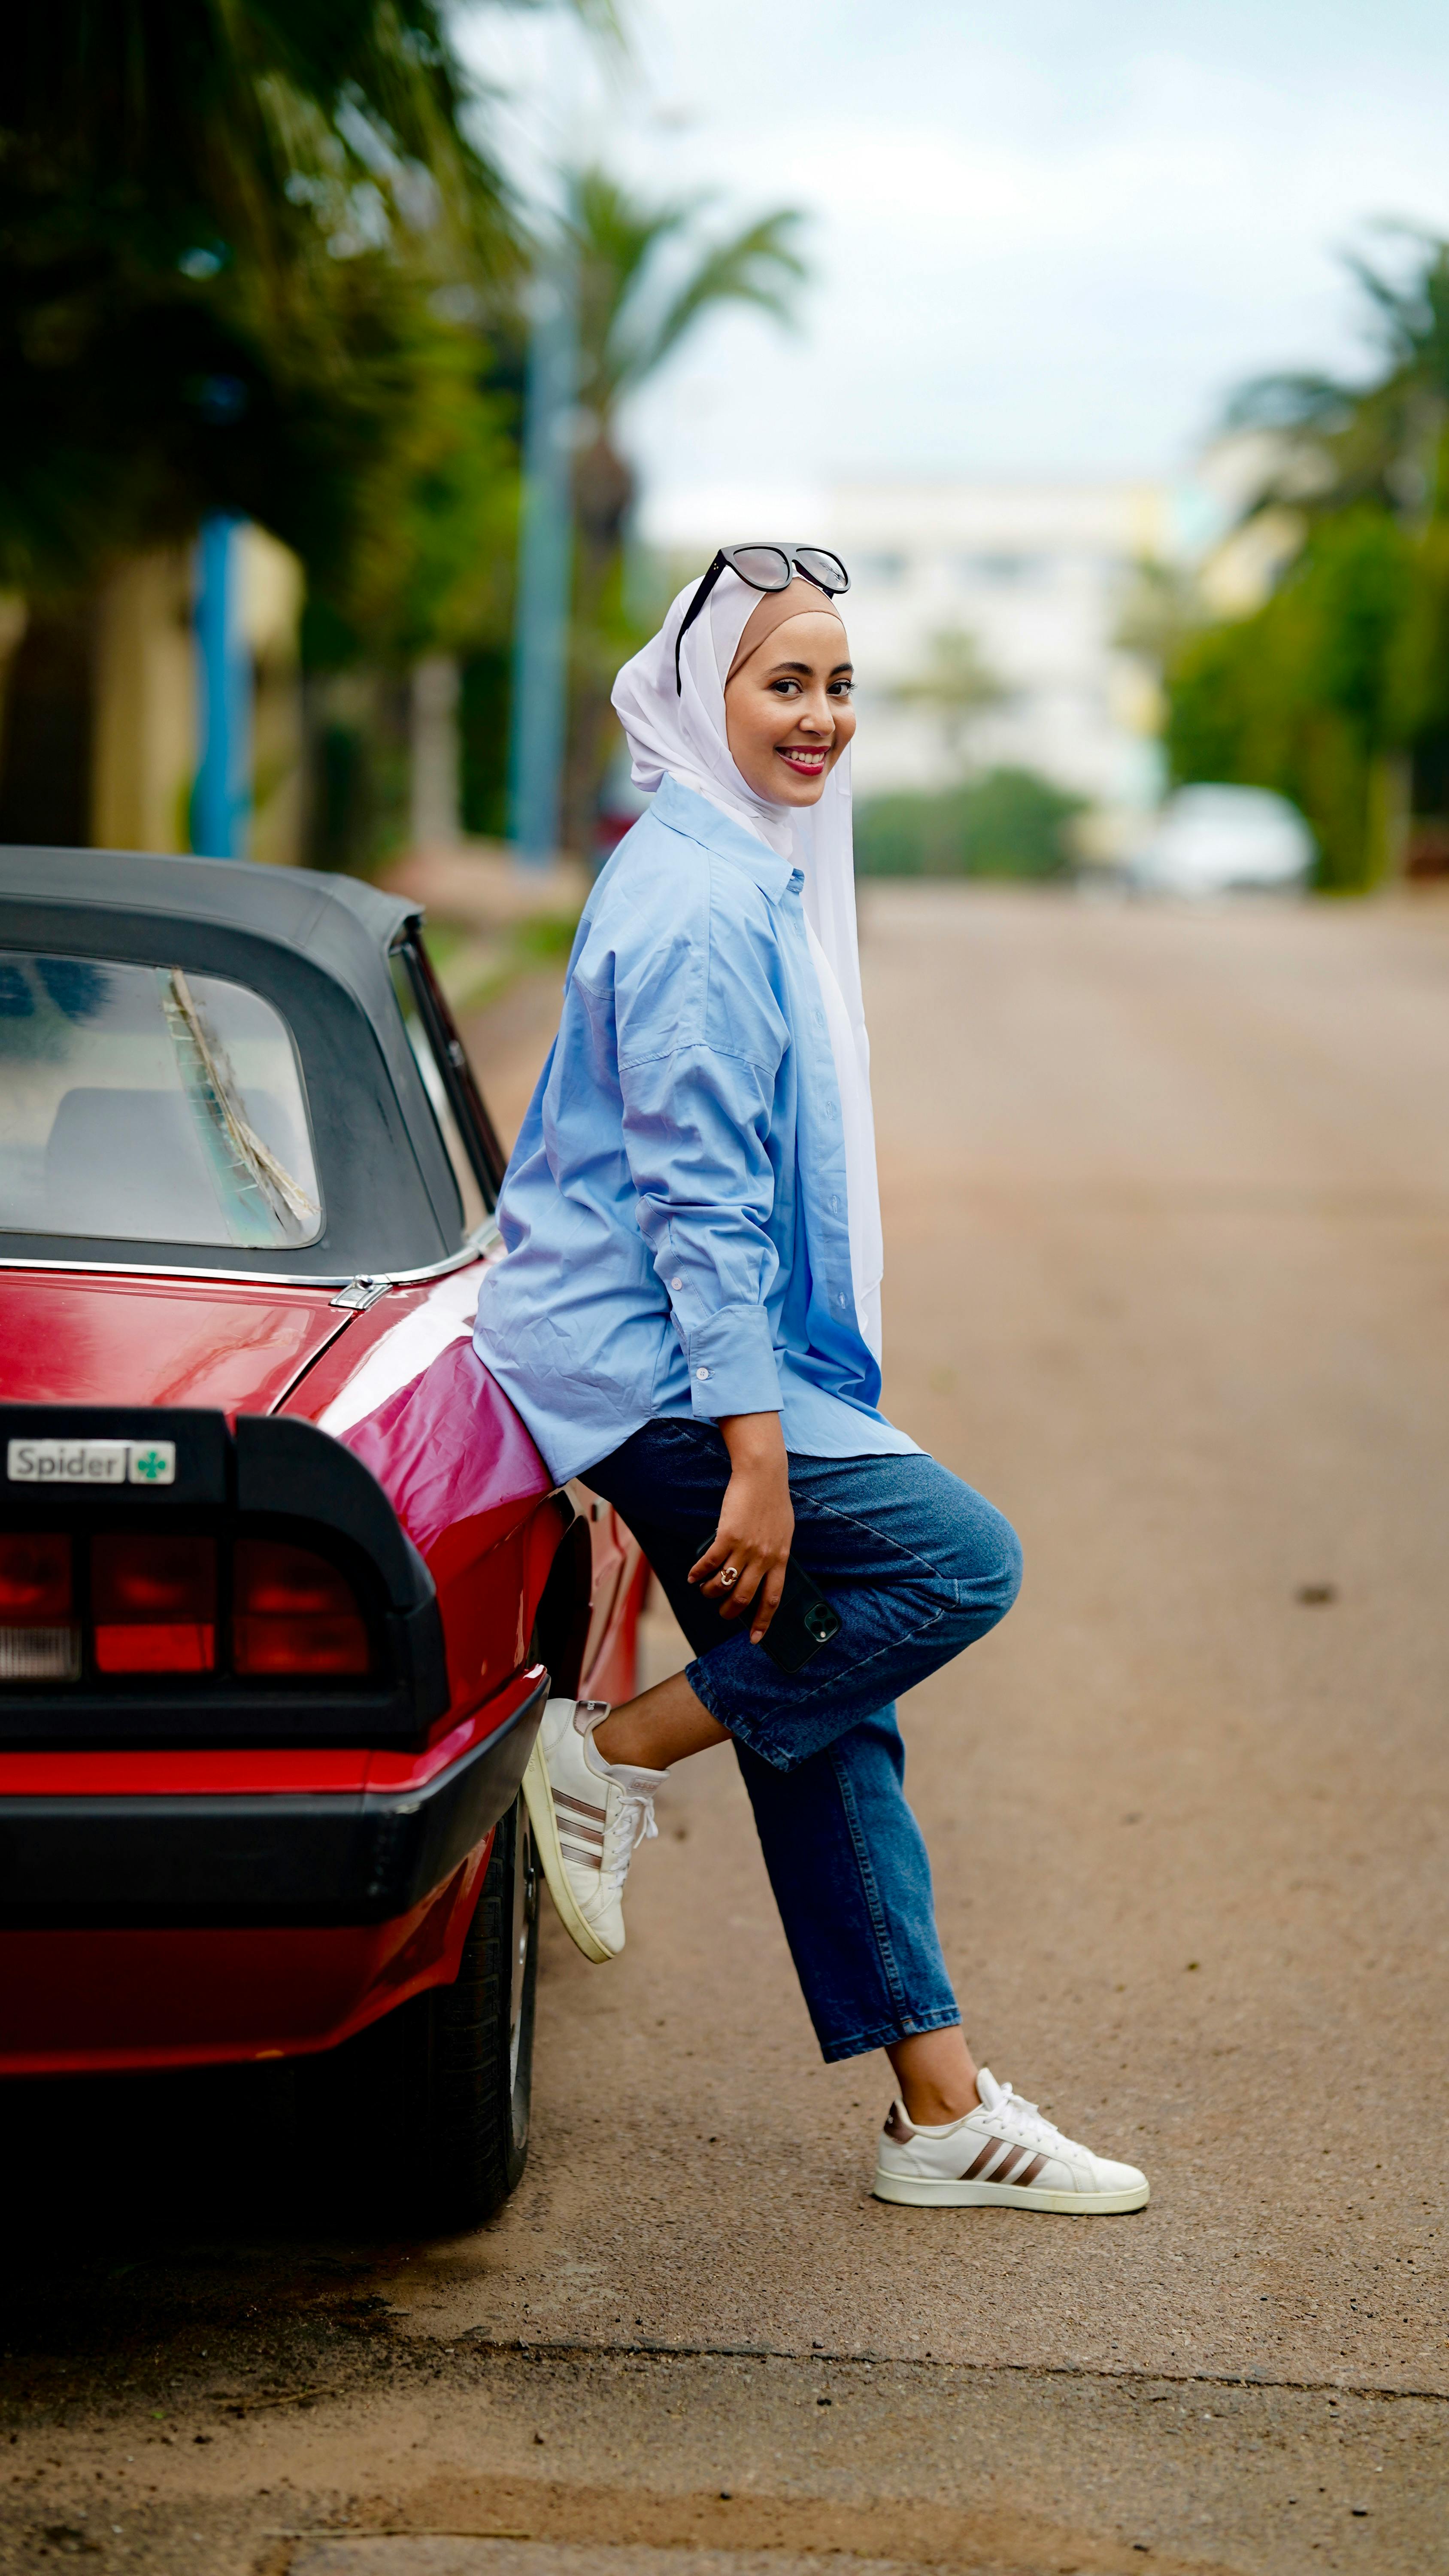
[0, 1219, 501, 1296]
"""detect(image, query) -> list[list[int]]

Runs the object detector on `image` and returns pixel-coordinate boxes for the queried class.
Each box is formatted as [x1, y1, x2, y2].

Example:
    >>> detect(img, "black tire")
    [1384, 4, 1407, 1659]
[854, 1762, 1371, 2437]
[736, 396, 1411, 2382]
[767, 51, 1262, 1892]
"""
[300, 1792, 539, 2232]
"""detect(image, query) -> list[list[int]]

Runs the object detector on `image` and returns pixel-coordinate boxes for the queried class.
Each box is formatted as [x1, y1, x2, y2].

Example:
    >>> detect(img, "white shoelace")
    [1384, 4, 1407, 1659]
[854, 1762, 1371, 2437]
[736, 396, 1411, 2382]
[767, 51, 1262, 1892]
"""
[600, 1780, 658, 1897]
[982, 2081, 1082, 2157]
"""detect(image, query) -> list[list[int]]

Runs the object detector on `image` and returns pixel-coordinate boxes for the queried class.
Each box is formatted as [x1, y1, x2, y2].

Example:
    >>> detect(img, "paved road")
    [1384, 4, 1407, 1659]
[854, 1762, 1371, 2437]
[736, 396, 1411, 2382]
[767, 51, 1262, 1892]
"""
[4, 887, 1448, 2575]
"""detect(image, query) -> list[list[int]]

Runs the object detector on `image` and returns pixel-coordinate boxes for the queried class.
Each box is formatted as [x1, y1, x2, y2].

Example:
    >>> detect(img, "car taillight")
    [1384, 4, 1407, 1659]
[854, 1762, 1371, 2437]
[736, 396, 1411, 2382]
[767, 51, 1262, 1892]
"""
[92, 1534, 216, 1674]
[233, 1540, 369, 1677]
[0, 1533, 80, 1681]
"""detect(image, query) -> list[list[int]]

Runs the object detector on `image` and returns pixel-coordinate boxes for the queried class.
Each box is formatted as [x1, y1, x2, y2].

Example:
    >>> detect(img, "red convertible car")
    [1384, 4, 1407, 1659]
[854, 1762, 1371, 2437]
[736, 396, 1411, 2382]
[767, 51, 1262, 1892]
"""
[0, 848, 646, 2225]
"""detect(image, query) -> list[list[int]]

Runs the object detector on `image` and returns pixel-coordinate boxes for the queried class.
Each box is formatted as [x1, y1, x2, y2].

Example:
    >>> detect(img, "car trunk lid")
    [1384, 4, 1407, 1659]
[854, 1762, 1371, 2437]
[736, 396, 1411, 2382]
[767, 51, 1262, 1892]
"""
[0, 1271, 353, 1418]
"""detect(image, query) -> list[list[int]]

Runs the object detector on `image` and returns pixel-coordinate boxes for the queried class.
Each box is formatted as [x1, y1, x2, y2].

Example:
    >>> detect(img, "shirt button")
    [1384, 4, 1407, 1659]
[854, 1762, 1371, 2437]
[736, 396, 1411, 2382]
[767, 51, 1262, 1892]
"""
[837, 1293, 847, 1306]
[670, 1277, 683, 1289]
[696, 1366, 710, 1381]
[831, 1195, 840, 1212]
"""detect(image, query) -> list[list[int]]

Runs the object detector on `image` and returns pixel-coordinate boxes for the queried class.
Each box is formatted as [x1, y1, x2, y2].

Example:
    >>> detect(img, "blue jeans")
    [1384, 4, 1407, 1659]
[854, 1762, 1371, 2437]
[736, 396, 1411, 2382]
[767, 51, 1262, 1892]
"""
[582, 1420, 1022, 2063]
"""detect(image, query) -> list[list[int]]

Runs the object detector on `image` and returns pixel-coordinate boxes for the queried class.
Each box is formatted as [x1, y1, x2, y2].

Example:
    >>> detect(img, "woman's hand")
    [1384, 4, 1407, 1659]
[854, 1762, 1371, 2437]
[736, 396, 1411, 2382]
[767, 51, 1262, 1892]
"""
[688, 1411, 794, 1644]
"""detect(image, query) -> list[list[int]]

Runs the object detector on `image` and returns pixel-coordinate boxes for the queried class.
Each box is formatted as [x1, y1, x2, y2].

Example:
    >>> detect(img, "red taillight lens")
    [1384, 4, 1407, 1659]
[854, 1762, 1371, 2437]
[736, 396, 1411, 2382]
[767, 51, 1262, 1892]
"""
[92, 1534, 216, 1674]
[0, 1533, 80, 1681]
[233, 1540, 369, 1677]
[0, 1534, 71, 1622]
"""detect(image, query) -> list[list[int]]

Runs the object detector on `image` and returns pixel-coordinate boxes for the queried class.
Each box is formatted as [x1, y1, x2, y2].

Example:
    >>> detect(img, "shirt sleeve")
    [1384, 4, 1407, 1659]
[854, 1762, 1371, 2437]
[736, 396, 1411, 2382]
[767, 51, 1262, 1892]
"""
[618, 1038, 784, 1421]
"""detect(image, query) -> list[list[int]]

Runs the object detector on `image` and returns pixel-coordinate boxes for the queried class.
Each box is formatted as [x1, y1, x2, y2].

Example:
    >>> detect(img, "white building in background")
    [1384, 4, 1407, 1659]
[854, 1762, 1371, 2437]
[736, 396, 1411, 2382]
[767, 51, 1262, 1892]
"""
[831, 482, 1167, 805]
[645, 479, 1172, 816]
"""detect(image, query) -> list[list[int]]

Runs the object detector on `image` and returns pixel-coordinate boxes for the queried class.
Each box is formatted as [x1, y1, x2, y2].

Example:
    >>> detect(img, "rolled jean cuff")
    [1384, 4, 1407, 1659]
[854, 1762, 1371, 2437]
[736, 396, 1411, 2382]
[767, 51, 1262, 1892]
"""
[684, 1652, 745, 1735]
[685, 1647, 834, 1765]
[816, 2004, 963, 2066]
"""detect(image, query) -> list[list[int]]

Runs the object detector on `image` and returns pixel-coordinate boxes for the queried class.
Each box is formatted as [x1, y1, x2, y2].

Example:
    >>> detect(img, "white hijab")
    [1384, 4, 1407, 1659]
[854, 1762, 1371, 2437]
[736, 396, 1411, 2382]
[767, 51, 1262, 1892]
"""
[611, 566, 884, 1358]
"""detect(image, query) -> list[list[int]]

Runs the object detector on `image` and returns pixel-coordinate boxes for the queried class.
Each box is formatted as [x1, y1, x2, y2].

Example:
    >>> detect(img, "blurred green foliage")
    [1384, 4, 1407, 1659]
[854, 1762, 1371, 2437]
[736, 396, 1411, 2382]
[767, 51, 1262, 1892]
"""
[458, 641, 512, 839]
[854, 768, 1085, 880]
[1164, 230, 1449, 890]
[0, 2, 518, 618]
[0, 0, 546, 870]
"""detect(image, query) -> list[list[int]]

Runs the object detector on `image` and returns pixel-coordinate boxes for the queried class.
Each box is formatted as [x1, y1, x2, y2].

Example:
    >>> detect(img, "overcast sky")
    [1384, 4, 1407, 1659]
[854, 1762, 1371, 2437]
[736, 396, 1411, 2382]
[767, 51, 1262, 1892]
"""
[465, 1, 1449, 515]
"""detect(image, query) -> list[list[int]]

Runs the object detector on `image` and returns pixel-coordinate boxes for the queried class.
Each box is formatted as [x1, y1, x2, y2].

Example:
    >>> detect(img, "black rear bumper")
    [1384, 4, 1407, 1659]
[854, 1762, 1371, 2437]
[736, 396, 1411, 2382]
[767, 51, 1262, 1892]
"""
[0, 1677, 546, 1930]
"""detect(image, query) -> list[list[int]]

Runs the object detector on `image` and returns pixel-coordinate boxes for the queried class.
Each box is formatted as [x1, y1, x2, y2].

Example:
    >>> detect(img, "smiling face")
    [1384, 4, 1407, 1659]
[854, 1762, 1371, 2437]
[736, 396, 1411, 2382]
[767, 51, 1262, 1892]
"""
[723, 611, 856, 807]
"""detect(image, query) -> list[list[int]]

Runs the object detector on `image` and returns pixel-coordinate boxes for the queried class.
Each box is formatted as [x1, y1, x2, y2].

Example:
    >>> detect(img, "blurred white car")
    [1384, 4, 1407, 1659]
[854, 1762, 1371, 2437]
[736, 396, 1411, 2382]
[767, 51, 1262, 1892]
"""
[1128, 784, 1315, 897]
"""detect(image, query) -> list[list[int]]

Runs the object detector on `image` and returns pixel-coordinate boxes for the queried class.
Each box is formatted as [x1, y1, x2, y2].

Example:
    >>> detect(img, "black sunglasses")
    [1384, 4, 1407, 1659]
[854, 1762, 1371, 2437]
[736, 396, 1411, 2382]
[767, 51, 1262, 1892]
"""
[675, 544, 850, 694]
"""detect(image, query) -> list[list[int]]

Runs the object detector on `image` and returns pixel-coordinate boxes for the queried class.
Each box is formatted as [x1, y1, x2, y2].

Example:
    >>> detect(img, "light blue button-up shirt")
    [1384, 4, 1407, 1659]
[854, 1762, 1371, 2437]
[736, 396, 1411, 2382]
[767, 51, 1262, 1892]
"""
[473, 776, 918, 1484]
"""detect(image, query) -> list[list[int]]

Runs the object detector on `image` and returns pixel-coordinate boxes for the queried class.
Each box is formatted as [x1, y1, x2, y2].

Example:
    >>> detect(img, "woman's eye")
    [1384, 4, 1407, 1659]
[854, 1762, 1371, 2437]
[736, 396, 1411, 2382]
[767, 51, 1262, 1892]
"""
[770, 680, 801, 697]
[828, 679, 854, 697]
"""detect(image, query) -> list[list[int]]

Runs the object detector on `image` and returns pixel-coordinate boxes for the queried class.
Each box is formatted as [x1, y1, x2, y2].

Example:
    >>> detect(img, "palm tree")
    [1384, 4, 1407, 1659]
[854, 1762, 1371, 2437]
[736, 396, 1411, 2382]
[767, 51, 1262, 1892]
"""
[1225, 227, 1449, 532]
[558, 167, 807, 856]
[0, 0, 555, 594]
[0, 5, 635, 869]
[6, 0, 511, 300]
[1152, 230, 1449, 892]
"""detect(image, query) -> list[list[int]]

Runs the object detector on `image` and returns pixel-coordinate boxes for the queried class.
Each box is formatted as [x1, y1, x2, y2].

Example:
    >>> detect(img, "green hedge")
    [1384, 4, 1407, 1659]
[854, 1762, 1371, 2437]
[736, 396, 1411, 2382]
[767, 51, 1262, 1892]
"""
[853, 766, 1086, 878]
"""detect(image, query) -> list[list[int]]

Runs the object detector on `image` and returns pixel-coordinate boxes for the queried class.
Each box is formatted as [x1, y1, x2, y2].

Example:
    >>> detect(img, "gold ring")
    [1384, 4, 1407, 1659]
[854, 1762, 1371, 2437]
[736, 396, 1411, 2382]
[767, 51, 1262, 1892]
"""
[720, 1565, 740, 1587]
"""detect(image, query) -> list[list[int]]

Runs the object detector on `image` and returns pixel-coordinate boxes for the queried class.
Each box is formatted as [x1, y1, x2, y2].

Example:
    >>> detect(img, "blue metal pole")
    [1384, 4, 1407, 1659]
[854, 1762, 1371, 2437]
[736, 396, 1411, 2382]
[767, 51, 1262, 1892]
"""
[194, 513, 251, 858]
[508, 252, 578, 867]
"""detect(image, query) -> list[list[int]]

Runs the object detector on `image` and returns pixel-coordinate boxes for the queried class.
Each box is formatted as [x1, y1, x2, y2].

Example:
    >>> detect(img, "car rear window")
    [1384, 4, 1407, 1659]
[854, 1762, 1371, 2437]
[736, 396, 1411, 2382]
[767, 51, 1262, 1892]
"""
[0, 951, 322, 1249]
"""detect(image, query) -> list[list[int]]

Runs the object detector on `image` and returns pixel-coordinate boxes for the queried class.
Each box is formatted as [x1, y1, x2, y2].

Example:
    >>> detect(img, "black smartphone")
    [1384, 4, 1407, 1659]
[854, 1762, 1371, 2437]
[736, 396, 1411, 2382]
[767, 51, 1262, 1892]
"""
[694, 1538, 842, 1675]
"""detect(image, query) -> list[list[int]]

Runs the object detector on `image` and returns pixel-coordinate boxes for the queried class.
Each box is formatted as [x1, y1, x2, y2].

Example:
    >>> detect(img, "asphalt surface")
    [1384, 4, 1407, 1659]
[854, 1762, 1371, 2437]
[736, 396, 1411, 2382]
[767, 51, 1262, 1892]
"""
[3, 885, 1447, 2576]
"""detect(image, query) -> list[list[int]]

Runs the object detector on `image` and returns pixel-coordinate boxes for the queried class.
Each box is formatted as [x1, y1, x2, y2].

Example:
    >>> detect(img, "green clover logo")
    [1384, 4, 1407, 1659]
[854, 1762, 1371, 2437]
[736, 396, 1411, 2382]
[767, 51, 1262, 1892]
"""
[133, 1449, 169, 1482]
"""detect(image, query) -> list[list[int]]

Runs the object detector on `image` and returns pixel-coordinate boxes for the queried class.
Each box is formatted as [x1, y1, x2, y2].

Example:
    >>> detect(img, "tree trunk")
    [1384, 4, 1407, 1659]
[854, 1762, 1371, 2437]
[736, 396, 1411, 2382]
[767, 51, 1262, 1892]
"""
[410, 653, 461, 849]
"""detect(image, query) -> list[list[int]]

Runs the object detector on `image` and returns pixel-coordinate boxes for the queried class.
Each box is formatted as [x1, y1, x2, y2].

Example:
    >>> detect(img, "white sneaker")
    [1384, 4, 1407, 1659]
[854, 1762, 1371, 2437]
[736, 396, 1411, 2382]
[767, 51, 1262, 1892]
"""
[521, 1697, 663, 1963]
[873, 2066, 1149, 2214]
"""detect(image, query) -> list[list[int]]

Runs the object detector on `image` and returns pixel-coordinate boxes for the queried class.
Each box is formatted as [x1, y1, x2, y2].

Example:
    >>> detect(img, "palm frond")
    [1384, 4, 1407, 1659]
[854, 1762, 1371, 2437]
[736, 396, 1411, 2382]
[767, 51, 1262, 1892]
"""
[1219, 232, 1449, 533]
[0, 1, 520, 292]
[636, 210, 806, 390]
[1225, 372, 1358, 435]
[562, 165, 805, 420]
[0, 0, 553, 594]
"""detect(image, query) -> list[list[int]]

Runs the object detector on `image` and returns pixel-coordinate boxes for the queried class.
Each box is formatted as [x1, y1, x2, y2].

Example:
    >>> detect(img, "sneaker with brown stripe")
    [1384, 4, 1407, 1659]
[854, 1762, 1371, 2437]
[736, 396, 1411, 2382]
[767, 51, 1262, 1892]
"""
[521, 1696, 663, 1963]
[873, 2066, 1149, 2213]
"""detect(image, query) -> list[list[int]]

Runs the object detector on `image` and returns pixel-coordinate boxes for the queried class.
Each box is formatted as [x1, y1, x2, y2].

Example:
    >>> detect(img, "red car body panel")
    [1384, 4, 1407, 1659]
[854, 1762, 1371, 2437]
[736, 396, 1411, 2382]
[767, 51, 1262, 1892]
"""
[0, 1855, 490, 2074]
[317, 1285, 559, 1717]
[0, 1270, 352, 1414]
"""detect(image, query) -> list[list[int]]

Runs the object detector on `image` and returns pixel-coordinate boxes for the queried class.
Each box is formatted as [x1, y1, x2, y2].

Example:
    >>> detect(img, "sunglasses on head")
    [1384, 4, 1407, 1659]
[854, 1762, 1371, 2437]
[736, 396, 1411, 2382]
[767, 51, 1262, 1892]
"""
[675, 544, 850, 694]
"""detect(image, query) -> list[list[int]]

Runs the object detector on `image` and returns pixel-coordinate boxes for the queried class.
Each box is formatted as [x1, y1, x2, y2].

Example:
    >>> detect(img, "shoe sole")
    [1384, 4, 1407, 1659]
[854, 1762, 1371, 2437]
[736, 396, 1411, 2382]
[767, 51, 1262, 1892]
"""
[521, 1735, 615, 1965]
[873, 2169, 1149, 2214]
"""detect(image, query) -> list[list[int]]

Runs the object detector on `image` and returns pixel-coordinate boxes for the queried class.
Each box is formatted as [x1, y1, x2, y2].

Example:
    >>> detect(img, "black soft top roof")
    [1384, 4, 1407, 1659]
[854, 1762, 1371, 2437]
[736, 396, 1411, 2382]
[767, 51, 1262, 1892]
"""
[0, 845, 486, 1282]
[0, 844, 414, 984]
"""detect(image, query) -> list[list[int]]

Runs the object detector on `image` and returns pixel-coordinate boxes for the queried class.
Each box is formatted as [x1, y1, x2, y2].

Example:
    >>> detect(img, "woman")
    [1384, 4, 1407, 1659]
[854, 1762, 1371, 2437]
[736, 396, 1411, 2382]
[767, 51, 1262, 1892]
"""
[475, 547, 1147, 2214]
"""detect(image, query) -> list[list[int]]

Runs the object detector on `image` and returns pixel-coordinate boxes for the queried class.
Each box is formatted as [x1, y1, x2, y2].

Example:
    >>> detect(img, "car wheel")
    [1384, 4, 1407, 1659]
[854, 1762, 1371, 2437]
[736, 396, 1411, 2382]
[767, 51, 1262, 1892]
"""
[423, 1786, 539, 2224]
[302, 1792, 538, 2232]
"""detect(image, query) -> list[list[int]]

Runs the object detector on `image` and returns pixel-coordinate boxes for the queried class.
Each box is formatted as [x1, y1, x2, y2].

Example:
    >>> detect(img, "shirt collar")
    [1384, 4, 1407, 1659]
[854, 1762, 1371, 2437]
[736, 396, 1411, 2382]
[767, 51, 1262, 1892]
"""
[652, 775, 800, 901]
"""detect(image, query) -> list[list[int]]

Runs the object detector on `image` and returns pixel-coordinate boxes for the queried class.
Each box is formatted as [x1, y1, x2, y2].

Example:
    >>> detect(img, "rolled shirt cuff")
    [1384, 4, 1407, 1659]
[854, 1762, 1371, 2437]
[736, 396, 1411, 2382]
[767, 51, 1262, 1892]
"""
[683, 1302, 782, 1420]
